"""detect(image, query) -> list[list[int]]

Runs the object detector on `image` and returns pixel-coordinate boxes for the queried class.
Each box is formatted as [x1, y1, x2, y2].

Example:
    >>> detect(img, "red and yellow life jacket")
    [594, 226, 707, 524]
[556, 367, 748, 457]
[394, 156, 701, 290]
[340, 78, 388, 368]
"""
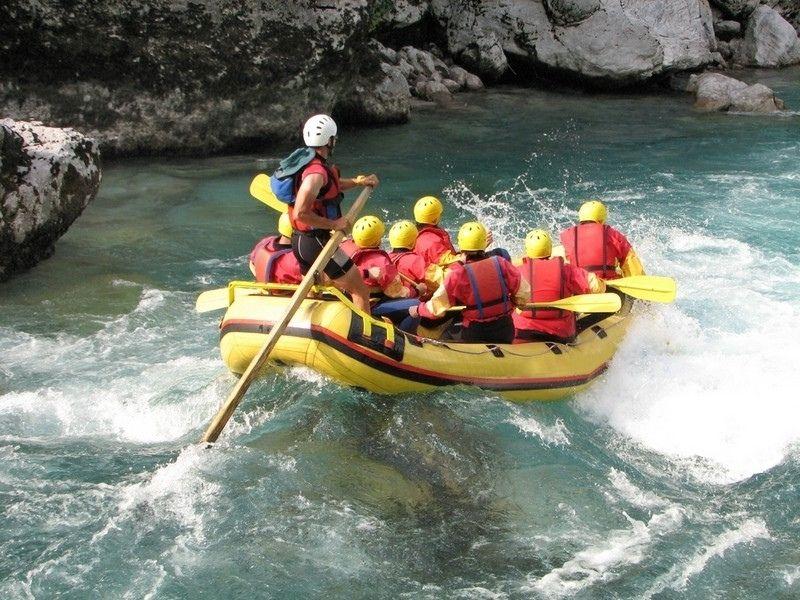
[287, 157, 343, 233]
[461, 256, 512, 322]
[560, 223, 617, 279]
[414, 225, 455, 266]
[389, 250, 426, 297]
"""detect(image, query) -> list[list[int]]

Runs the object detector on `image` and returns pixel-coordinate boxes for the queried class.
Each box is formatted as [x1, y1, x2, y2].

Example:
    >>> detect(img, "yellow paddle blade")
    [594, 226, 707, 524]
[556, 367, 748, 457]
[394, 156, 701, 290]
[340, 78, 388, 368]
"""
[250, 173, 288, 213]
[523, 292, 621, 314]
[606, 275, 676, 303]
[195, 286, 261, 313]
[449, 293, 621, 314]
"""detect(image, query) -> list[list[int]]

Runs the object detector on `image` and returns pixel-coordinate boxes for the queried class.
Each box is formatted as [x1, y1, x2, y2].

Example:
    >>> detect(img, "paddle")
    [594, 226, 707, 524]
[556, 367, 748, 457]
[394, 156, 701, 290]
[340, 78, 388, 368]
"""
[604, 275, 676, 303]
[200, 186, 373, 444]
[448, 292, 622, 314]
[196, 286, 260, 313]
[250, 173, 288, 213]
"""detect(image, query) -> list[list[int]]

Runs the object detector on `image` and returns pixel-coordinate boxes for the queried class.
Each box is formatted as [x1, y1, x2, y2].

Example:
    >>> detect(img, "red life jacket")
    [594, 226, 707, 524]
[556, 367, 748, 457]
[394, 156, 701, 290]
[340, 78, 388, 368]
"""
[522, 257, 565, 320]
[414, 225, 455, 265]
[389, 250, 425, 297]
[288, 157, 343, 233]
[351, 248, 396, 289]
[339, 238, 358, 257]
[560, 223, 617, 279]
[461, 256, 512, 322]
[250, 236, 301, 284]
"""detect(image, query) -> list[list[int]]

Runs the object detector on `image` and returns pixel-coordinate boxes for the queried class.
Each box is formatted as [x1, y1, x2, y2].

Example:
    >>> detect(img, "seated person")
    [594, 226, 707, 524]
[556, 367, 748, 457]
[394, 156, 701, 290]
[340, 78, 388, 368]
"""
[409, 222, 530, 344]
[560, 200, 645, 280]
[513, 229, 606, 344]
[387, 220, 442, 299]
[349, 216, 421, 329]
[412, 195, 461, 266]
[249, 213, 303, 284]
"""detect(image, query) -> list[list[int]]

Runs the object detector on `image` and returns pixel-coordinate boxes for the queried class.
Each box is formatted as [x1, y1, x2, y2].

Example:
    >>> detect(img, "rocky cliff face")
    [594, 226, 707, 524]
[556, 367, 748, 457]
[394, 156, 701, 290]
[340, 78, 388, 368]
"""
[0, 0, 792, 157]
[0, 120, 101, 281]
[431, 0, 717, 83]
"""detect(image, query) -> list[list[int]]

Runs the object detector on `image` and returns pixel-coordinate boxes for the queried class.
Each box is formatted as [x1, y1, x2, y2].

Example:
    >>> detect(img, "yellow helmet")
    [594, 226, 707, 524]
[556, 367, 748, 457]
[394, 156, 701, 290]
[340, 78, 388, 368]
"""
[457, 221, 488, 252]
[352, 215, 385, 248]
[389, 220, 418, 249]
[413, 196, 443, 225]
[278, 213, 293, 238]
[525, 229, 552, 258]
[578, 200, 607, 224]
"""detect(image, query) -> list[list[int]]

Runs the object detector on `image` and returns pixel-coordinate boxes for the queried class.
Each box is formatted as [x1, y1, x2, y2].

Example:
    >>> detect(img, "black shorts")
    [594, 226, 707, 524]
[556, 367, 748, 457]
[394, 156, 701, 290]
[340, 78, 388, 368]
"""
[462, 315, 515, 344]
[291, 230, 354, 280]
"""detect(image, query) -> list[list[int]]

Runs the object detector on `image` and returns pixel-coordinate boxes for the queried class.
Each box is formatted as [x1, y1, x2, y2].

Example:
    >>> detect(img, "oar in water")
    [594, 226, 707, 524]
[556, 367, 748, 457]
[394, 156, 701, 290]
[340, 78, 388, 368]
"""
[604, 275, 676, 303]
[250, 173, 288, 213]
[448, 292, 622, 314]
[200, 186, 373, 444]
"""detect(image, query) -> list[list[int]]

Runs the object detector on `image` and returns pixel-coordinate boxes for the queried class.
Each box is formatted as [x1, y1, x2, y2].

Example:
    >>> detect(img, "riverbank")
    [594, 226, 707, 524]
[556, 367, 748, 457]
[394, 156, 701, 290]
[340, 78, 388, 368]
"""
[3, 0, 799, 158]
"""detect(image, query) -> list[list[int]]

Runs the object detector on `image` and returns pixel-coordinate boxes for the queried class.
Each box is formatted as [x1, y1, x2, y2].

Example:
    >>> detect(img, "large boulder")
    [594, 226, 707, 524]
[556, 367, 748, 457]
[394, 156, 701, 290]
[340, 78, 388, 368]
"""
[0, 120, 101, 281]
[736, 5, 800, 67]
[709, 0, 758, 18]
[432, 0, 716, 85]
[0, 0, 383, 156]
[688, 72, 785, 112]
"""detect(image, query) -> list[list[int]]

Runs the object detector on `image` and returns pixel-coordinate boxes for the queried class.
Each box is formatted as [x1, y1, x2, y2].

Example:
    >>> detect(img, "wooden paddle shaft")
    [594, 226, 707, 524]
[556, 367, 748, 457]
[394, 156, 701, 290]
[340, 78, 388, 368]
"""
[201, 186, 373, 443]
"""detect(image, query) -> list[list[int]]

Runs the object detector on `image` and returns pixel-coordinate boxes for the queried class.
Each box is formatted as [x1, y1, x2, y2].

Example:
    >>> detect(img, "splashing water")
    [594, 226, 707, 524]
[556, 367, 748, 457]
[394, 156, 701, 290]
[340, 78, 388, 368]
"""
[2, 70, 800, 598]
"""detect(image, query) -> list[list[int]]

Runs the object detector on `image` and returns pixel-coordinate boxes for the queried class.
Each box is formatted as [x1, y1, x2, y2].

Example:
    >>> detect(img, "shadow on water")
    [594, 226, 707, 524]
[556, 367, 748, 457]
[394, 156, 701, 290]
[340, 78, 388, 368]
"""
[239, 378, 562, 586]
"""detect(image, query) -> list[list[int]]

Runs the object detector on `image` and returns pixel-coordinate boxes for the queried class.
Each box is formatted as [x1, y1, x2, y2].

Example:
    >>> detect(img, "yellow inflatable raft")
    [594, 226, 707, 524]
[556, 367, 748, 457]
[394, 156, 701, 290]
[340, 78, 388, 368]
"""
[217, 282, 634, 402]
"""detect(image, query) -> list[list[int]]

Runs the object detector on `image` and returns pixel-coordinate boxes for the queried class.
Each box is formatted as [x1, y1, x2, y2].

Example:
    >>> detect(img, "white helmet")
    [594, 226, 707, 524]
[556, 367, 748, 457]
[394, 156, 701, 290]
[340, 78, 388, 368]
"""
[303, 114, 337, 147]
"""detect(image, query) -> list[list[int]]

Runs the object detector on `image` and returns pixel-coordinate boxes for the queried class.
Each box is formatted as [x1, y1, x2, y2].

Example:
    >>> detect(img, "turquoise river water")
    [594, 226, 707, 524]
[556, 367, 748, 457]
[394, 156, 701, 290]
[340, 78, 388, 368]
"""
[2, 68, 800, 598]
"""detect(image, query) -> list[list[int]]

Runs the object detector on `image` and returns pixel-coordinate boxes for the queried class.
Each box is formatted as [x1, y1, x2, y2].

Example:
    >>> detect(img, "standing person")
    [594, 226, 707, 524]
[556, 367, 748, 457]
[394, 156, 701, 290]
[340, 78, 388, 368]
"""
[409, 222, 530, 343]
[249, 213, 303, 284]
[559, 200, 645, 280]
[288, 114, 379, 313]
[513, 229, 606, 344]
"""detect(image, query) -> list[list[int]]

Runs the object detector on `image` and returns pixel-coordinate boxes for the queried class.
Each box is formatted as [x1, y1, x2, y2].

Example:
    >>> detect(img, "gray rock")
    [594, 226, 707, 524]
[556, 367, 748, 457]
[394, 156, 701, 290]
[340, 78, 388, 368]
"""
[714, 19, 742, 38]
[441, 78, 462, 93]
[464, 73, 485, 91]
[710, 0, 758, 18]
[397, 58, 416, 80]
[0, 0, 383, 156]
[0, 119, 101, 281]
[690, 71, 748, 110]
[370, 39, 398, 65]
[335, 60, 411, 125]
[415, 79, 451, 101]
[545, 0, 601, 26]
[689, 72, 784, 112]
[447, 65, 469, 88]
[729, 82, 783, 112]
[432, 0, 716, 85]
[737, 5, 800, 67]
[379, 0, 429, 29]
[717, 40, 733, 59]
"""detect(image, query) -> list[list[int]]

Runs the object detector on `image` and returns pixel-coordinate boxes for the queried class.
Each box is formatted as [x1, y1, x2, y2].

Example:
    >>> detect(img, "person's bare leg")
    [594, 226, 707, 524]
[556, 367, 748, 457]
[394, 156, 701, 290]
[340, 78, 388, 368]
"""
[334, 267, 372, 314]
